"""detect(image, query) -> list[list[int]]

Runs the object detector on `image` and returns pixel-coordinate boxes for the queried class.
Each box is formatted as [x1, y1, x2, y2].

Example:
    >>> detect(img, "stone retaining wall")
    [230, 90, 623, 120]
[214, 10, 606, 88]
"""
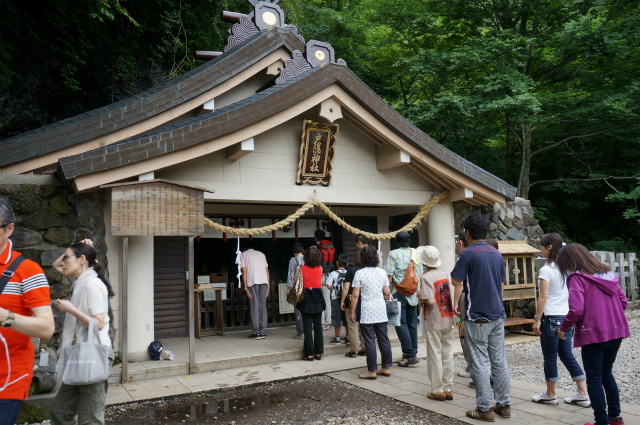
[453, 197, 544, 324]
[0, 175, 110, 349]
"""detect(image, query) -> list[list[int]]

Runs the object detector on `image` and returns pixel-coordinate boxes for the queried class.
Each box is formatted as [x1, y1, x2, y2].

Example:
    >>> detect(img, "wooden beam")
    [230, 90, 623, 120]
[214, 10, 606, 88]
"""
[376, 145, 410, 170]
[225, 138, 254, 161]
[319, 98, 343, 123]
[411, 161, 455, 190]
[450, 187, 474, 202]
[120, 236, 128, 383]
[406, 163, 445, 191]
[266, 60, 285, 76]
[188, 236, 196, 374]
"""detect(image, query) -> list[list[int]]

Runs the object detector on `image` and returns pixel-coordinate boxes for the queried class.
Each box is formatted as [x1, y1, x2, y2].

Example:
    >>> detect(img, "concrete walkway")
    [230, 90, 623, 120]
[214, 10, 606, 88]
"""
[99, 331, 640, 425]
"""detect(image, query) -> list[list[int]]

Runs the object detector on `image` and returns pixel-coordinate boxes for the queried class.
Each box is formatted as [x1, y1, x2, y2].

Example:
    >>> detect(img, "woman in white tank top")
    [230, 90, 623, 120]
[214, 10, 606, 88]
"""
[531, 233, 589, 408]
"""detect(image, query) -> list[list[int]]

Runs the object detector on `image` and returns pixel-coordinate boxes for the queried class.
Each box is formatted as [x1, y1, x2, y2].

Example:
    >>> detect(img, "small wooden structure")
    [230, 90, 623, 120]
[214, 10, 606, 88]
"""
[101, 179, 213, 379]
[498, 241, 540, 329]
[195, 272, 227, 337]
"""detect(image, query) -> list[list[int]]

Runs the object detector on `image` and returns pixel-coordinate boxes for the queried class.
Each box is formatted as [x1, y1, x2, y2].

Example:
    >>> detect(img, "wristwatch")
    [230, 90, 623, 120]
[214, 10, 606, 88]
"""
[1, 310, 15, 328]
[534, 315, 542, 321]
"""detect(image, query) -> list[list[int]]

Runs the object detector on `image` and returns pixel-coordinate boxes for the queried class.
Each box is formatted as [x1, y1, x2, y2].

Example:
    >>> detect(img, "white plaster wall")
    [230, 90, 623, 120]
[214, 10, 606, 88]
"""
[215, 72, 275, 110]
[156, 115, 435, 207]
[127, 236, 155, 361]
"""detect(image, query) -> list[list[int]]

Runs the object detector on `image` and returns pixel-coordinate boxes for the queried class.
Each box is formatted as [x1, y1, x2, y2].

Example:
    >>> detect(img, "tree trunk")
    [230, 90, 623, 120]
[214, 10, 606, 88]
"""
[505, 113, 517, 177]
[517, 122, 532, 198]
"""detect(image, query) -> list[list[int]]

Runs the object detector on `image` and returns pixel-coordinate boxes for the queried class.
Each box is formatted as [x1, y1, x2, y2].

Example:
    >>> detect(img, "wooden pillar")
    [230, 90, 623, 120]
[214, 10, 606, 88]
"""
[188, 236, 196, 374]
[120, 236, 129, 382]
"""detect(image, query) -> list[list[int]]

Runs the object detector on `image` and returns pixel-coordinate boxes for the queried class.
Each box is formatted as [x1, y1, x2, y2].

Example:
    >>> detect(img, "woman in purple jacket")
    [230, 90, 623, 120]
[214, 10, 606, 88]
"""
[556, 243, 630, 425]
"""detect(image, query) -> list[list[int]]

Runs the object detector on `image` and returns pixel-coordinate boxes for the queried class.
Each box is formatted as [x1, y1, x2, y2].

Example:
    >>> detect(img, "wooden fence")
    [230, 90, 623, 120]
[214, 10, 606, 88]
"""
[590, 251, 638, 303]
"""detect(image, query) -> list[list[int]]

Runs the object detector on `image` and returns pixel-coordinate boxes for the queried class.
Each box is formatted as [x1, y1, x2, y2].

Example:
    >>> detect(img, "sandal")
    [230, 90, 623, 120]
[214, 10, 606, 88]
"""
[314, 354, 322, 360]
[357, 350, 366, 356]
[302, 356, 314, 361]
[345, 351, 357, 358]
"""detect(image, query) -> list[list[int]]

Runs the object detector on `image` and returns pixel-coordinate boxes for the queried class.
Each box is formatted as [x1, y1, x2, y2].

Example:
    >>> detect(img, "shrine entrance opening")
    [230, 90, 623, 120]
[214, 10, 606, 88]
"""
[190, 215, 377, 334]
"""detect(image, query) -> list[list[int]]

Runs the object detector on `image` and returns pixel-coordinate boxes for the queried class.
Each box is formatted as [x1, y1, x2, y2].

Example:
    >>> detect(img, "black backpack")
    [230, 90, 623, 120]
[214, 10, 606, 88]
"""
[333, 269, 347, 298]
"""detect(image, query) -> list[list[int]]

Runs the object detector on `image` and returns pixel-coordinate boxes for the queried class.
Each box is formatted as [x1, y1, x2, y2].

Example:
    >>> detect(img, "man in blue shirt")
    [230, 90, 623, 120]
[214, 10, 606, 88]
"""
[451, 213, 511, 422]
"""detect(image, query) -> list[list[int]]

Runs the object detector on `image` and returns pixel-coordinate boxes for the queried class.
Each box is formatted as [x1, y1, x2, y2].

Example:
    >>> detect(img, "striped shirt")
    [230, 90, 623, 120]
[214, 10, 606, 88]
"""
[0, 240, 51, 401]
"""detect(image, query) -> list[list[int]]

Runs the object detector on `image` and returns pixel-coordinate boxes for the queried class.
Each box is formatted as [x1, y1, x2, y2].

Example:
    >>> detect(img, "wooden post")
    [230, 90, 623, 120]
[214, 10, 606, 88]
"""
[188, 236, 196, 374]
[617, 253, 628, 297]
[628, 253, 638, 302]
[121, 236, 129, 383]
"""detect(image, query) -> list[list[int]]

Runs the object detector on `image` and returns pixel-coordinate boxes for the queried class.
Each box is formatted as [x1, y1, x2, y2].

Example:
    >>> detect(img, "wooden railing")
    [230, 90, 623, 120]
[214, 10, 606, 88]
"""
[590, 251, 639, 303]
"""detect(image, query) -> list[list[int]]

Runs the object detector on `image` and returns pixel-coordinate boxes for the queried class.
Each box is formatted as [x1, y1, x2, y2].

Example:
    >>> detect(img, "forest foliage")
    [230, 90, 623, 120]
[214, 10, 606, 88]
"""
[0, 0, 638, 252]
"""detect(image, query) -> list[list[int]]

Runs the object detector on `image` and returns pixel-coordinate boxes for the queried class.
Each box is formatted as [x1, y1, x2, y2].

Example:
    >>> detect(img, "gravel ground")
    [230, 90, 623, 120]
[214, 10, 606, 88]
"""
[102, 376, 465, 425]
[454, 308, 640, 404]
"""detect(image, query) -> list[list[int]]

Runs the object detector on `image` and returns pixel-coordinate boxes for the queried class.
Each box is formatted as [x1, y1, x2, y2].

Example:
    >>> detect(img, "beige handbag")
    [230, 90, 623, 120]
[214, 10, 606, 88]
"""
[287, 266, 305, 305]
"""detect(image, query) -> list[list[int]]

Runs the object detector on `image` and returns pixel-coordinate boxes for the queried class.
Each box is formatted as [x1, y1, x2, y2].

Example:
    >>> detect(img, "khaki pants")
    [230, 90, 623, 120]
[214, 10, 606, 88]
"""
[50, 349, 114, 425]
[425, 327, 454, 394]
[344, 306, 364, 352]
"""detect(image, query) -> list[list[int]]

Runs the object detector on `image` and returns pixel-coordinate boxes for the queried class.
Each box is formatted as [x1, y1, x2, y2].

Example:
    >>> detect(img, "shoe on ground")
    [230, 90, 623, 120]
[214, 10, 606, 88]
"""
[249, 333, 262, 339]
[466, 407, 495, 422]
[293, 334, 304, 340]
[492, 404, 511, 418]
[445, 391, 453, 400]
[398, 357, 420, 367]
[376, 368, 391, 377]
[344, 336, 350, 344]
[564, 393, 591, 407]
[531, 391, 559, 405]
[608, 416, 625, 425]
[359, 371, 377, 380]
[322, 325, 331, 331]
[458, 370, 471, 378]
[427, 392, 446, 401]
[330, 337, 341, 345]
[357, 350, 366, 356]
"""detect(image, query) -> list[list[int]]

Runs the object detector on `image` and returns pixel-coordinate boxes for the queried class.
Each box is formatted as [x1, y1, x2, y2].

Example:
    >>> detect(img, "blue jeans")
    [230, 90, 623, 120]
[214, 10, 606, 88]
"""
[394, 292, 418, 358]
[540, 315, 585, 382]
[581, 338, 623, 425]
[0, 399, 23, 425]
[464, 318, 511, 411]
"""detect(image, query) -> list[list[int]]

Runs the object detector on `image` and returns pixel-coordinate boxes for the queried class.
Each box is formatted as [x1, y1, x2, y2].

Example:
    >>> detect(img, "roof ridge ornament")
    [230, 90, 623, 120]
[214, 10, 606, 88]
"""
[275, 50, 312, 85]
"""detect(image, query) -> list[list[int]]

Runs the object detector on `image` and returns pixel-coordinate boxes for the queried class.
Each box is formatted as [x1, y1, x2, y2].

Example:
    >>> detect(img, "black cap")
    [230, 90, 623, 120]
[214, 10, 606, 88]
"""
[396, 231, 411, 243]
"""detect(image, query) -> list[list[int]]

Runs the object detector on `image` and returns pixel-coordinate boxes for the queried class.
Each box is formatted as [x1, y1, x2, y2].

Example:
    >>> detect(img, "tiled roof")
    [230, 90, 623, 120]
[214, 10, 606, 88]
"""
[0, 28, 305, 167]
[58, 62, 516, 199]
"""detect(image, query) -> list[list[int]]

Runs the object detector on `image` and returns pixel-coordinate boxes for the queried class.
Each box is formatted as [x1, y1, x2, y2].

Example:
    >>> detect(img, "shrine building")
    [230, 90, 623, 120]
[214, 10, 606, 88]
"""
[0, 0, 524, 373]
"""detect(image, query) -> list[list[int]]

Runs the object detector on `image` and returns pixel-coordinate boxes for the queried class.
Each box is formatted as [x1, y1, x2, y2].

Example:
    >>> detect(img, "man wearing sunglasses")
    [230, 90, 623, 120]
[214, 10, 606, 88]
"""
[0, 197, 54, 425]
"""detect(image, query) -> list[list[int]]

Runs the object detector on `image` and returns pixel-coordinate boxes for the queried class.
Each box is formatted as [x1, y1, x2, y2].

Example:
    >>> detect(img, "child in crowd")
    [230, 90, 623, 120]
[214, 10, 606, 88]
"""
[417, 245, 455, 401]
[327, 254, 349, 345]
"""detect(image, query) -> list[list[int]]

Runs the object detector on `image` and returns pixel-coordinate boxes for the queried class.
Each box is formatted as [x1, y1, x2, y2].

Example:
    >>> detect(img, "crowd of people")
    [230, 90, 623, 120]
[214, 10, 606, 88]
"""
[0, 192, 632, 425]
[281, 214, 631, 425]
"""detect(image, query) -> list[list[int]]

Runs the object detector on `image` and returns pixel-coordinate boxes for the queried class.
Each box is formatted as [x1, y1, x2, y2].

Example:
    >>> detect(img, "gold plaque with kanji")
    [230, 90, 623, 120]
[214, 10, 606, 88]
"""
[296, 120, 339, 186]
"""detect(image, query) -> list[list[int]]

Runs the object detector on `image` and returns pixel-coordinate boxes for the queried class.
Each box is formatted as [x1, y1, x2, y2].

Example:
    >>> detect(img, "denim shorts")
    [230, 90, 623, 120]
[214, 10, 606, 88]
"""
[330, 298, 346, 326]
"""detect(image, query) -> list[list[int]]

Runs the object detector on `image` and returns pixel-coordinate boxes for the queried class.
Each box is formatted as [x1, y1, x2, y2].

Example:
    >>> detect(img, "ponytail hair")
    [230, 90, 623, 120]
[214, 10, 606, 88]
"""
[540, 232, 564, 264]
[69, 242, 115, 298]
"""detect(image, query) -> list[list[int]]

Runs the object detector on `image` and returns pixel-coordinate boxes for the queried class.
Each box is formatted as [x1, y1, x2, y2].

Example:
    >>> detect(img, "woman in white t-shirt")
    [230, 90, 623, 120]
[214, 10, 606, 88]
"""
[51, 240, 114, 425]
[531, 233, 589, 408]
[350, 245, 392, 380]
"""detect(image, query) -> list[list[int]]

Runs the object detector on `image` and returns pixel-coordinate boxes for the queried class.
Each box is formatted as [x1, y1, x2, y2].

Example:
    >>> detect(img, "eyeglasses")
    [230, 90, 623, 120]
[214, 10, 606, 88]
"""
[61, 254, 80, 263]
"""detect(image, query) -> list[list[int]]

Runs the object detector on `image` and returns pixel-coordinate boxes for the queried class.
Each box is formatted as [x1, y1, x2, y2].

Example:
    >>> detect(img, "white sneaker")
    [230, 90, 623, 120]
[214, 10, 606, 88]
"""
[564, 393, 591, 407]
[531, 392, 559, 405]
[458, 370, 471, 378]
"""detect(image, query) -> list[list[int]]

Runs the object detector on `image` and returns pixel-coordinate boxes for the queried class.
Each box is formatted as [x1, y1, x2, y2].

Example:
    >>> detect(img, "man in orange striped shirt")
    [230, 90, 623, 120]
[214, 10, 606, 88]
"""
[0, 197, 54, 425]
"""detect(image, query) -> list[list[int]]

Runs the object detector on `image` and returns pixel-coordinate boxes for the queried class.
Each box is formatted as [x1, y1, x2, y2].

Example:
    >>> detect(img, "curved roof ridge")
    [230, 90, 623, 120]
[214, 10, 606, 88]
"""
[58, 64, 516, 199]
[0, 28, 305, 167]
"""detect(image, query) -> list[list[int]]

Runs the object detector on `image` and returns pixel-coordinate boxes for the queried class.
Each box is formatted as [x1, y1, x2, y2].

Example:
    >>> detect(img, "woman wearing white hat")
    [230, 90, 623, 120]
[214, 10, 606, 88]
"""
[417, 245, 455, 401]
